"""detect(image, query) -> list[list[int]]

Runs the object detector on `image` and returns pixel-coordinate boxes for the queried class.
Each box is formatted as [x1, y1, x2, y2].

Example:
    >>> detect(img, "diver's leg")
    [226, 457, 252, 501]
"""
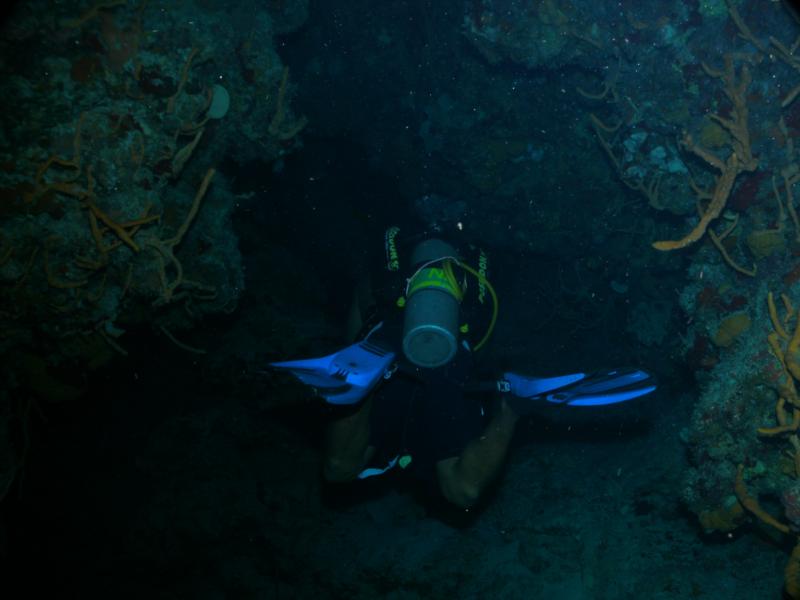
[436, 399, 519, 508]
[322, 397, 375, 482]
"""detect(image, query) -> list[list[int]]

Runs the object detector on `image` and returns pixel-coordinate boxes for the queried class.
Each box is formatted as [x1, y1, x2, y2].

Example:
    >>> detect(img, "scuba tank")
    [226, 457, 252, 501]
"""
[401, 238, 463, 368]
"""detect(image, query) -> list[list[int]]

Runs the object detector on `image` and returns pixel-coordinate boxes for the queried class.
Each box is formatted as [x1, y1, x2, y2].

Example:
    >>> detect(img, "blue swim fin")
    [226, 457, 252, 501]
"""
[501, 367, 656, 408]
[270, 340, 396, 405]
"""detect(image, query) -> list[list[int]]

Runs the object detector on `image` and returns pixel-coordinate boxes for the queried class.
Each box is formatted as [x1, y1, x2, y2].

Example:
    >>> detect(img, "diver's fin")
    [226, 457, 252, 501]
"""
[270, 340, 396, 405]
[501, 367, 656, 410]
[545, 368, 655, 406]
[501, 371, 587, 397]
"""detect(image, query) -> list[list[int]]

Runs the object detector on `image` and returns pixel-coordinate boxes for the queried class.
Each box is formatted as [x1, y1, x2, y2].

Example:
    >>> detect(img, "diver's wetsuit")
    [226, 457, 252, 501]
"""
[361, 319, 488, 485]
[356, 230, 493, 484]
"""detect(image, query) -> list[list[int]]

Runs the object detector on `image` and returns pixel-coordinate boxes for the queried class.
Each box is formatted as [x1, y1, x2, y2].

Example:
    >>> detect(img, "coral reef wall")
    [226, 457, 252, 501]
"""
[0, 0, 307, 502]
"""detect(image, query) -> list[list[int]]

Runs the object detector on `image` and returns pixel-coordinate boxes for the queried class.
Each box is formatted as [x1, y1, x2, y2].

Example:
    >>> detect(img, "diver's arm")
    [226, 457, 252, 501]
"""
[322, 397, 375, 482]
[436, 398, 519, 508]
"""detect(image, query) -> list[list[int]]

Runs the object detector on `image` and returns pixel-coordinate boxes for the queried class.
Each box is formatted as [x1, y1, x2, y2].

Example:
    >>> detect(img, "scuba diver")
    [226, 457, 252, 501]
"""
[271, 228, 656, 509]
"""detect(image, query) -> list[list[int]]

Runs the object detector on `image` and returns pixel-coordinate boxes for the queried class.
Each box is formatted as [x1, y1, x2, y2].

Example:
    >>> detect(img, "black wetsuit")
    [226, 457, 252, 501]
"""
[362, 316, 487, 485]
[357, 231, 493, 485]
